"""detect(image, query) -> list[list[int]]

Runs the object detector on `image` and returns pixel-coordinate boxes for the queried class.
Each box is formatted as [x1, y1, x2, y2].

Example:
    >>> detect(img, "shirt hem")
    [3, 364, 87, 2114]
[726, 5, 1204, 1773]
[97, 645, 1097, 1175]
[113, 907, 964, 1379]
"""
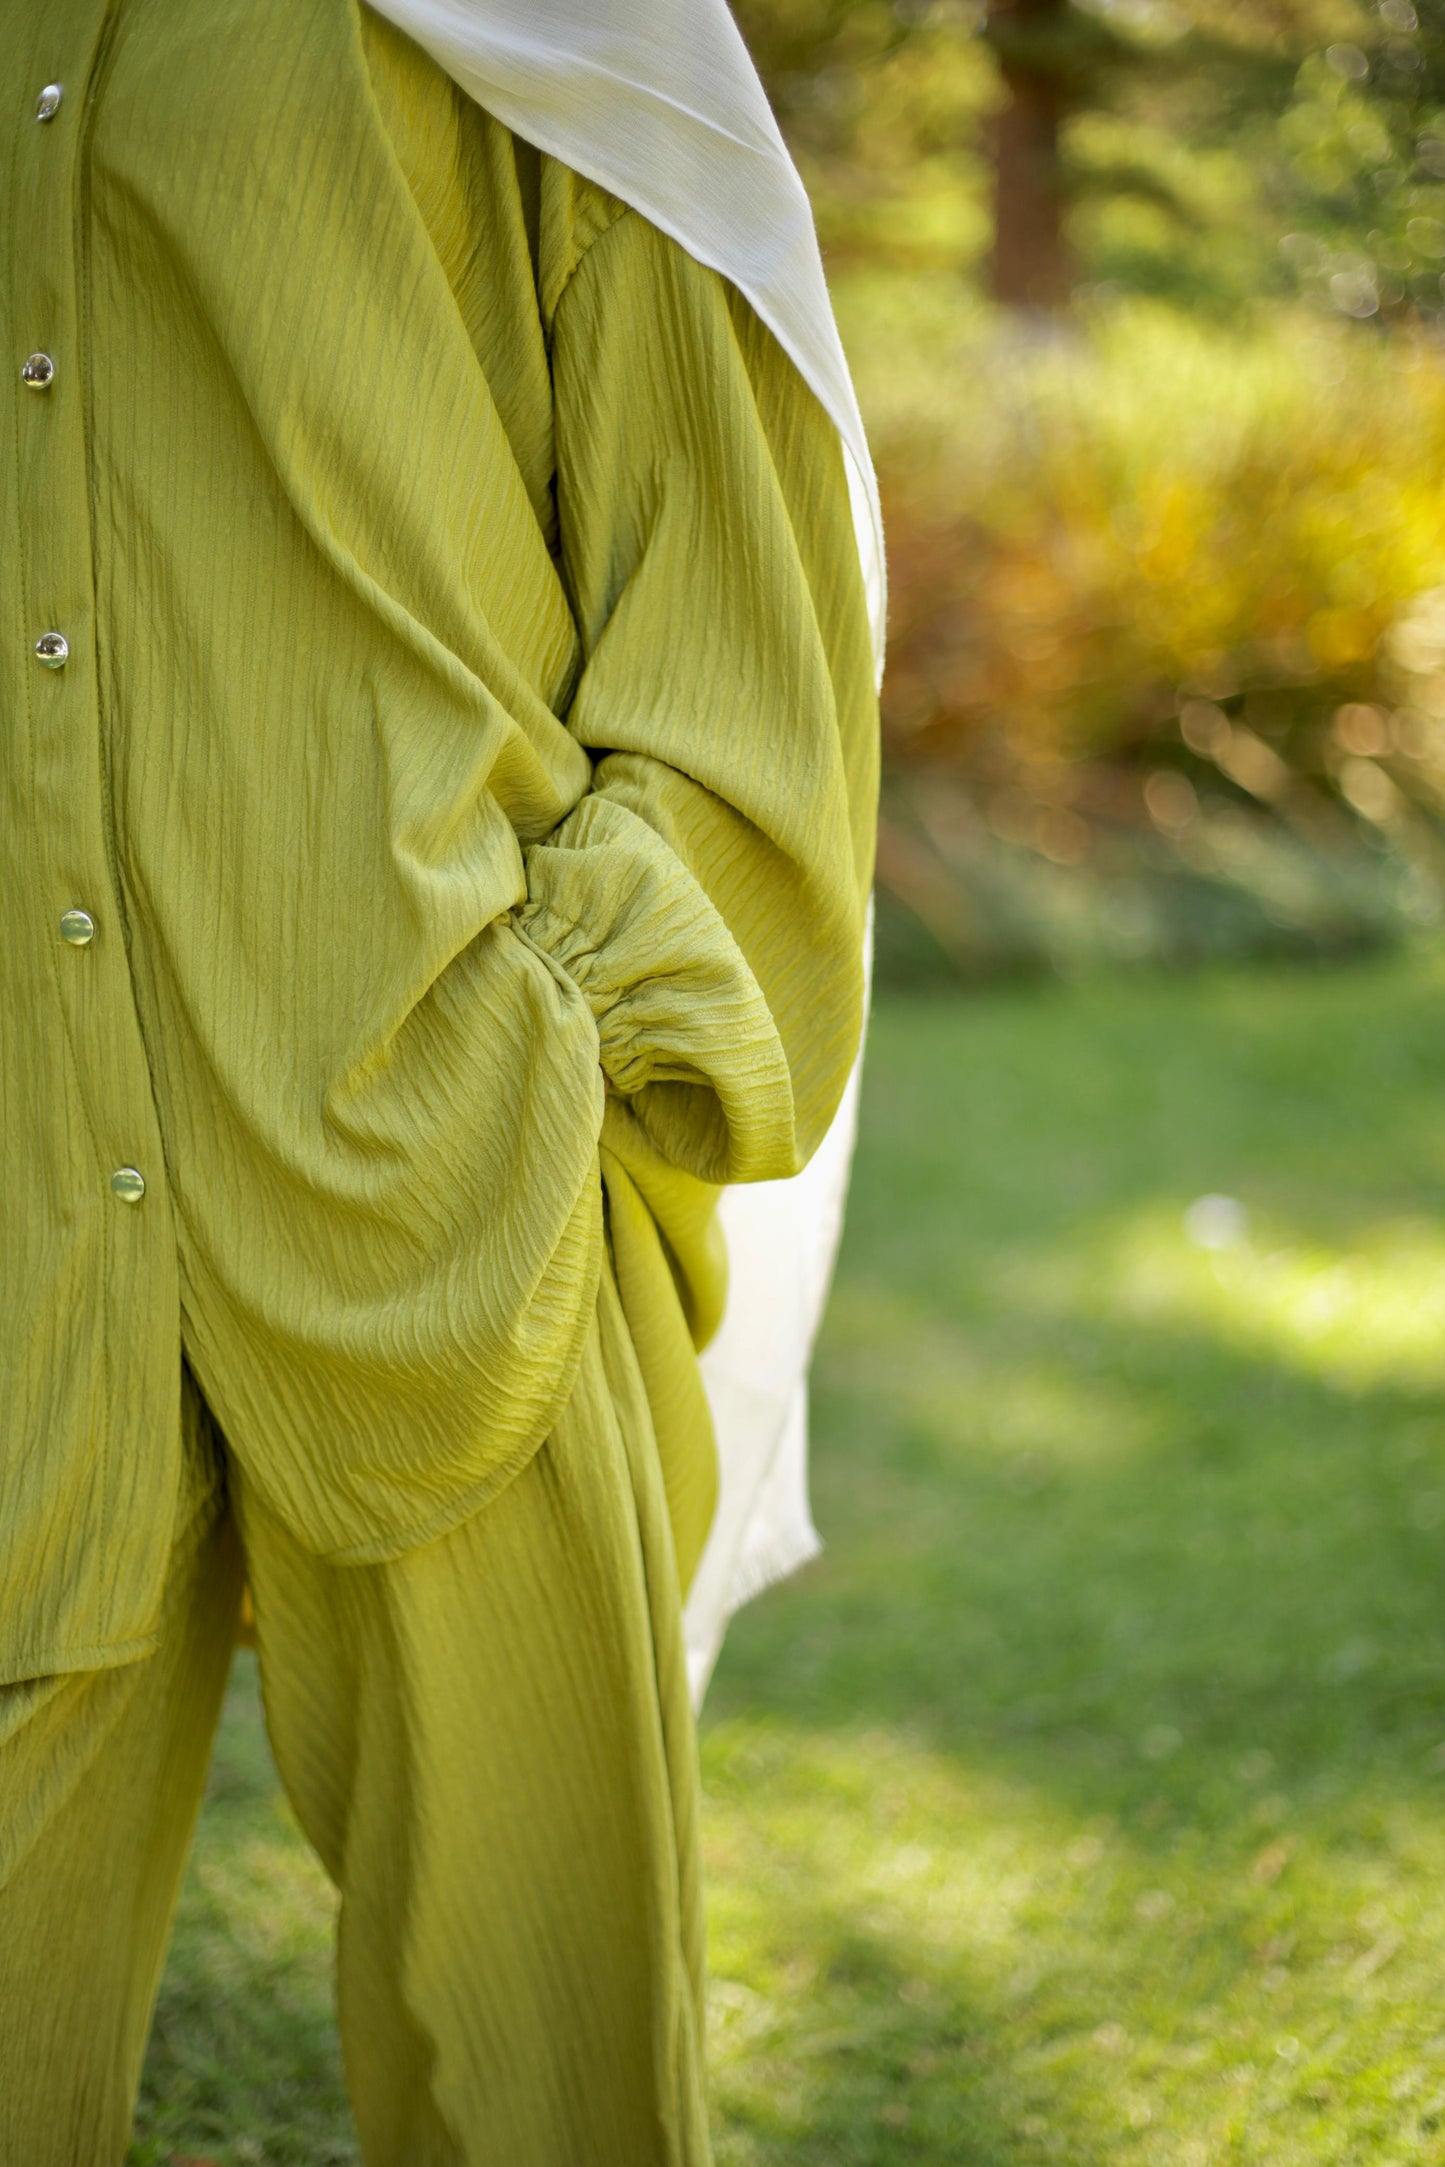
[0, 1625, 163, 1690]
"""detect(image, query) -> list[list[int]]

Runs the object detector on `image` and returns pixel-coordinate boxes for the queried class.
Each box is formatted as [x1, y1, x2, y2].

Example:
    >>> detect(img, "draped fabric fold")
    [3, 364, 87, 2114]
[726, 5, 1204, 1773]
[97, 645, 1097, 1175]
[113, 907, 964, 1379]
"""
[365, 0, 885, 1703]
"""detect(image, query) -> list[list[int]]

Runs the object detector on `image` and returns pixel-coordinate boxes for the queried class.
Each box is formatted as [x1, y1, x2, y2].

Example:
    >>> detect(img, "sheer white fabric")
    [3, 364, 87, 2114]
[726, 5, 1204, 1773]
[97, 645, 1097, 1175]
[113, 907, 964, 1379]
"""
[365, 0, 884, 1705]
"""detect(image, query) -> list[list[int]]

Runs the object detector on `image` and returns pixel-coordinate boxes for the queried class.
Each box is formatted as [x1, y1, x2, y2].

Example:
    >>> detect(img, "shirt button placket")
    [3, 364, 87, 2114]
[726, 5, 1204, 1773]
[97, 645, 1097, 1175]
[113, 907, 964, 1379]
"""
[29, 119, 89, 975]
[2, 6, 186, 1658]
[23, 57, 153, 1223]
[28, 93, 66, 683]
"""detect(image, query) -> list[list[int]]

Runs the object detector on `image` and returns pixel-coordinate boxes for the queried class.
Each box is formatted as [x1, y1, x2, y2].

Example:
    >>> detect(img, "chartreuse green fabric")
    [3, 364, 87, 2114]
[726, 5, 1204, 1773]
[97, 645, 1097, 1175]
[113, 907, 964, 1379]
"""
[0, 0, 878, 1683]
[0, 1250, 712, 2167]
[2, 0, 876, 2154]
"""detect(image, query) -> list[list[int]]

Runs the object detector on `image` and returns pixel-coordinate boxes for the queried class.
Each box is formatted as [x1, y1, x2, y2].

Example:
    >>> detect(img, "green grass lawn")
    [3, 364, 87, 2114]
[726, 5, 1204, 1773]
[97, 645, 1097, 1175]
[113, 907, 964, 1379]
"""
[132, 952, 1445, 2165]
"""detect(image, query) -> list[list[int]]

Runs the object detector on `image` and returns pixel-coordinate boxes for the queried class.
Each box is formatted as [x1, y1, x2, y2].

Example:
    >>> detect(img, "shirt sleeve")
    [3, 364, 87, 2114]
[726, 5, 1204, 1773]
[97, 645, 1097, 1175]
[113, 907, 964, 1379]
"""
[513, 205, 880, 1189]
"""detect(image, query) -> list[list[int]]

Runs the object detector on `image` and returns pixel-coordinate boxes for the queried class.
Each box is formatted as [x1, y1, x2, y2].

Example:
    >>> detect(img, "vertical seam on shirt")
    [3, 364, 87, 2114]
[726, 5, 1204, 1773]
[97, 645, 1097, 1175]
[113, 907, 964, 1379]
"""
[75, 0, 129, 1639]
[78, 5, 127, 936]
[77, 4, 180, 1190]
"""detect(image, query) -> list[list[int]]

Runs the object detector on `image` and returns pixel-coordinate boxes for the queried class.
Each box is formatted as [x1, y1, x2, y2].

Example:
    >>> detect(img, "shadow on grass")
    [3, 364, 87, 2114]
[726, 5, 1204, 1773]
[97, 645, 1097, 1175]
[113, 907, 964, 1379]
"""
[700, 961, 1445, 2161]
[712, 1297, 1445, 1817]
[707, 965, 1445, 1804]
[708, 1903, 1087, 2167]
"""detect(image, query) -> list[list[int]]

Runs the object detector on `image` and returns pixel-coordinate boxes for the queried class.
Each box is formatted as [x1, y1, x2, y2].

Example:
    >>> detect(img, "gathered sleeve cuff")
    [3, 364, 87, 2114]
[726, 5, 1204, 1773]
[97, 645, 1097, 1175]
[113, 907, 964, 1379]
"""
[517, 182, 879, 1189]
[514, 794, 796, 1185]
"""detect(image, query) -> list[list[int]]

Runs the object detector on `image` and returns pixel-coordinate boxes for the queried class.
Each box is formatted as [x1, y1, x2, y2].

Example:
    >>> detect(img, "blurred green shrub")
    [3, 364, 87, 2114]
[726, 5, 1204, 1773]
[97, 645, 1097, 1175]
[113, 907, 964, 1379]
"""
[728, 1, 1445, 975]
[845, 290, 1445, 972]
[731, 0, 996, 274]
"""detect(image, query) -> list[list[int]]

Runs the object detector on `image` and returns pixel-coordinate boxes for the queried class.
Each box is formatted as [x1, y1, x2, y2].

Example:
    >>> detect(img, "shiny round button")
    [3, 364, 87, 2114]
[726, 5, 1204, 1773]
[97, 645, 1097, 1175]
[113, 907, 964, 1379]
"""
[110, 1166, 146, 1205]
[21, 353, 55, 390]
[34, 631, 68, 669]
[59, 908, 95, 947]
[36, 83, 63, 122]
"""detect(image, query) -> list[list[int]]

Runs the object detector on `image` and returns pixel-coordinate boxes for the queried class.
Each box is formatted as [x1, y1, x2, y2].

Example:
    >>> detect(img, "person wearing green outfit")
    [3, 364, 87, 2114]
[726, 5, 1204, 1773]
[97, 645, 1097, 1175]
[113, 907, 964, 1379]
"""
[0, 0, 882, 2159]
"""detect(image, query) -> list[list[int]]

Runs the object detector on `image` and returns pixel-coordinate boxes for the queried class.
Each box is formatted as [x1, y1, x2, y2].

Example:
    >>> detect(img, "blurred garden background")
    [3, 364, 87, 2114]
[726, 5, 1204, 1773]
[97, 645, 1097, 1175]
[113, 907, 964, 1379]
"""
[751, 0, 1445, 979]
[131, 3, 1445, 2162]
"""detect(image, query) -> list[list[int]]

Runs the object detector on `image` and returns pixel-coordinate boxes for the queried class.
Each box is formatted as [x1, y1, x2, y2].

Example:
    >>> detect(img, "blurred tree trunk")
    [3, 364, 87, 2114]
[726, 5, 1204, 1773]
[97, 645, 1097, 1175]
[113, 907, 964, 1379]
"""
[989, 0, 1072, 310]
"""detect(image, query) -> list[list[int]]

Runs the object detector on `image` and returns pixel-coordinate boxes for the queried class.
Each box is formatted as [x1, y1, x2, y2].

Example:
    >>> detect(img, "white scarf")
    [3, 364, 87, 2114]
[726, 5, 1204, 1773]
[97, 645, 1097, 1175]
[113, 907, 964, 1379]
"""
[365, 0, 884, 1705]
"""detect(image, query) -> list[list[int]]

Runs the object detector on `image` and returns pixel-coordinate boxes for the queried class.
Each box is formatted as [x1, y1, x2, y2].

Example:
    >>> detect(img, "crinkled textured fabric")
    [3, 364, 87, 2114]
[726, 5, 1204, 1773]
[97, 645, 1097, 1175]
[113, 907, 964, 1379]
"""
[0, 0, 878, 1682]
[360, 0, 889, 1686]
[0, 1253, 713, 2165]
[364, 0, 887, 654]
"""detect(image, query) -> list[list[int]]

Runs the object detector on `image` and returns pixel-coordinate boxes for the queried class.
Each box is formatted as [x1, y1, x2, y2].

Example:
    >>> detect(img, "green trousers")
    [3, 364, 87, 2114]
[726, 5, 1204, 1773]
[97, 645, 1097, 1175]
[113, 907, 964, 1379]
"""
[0, 1250, 711, 2166]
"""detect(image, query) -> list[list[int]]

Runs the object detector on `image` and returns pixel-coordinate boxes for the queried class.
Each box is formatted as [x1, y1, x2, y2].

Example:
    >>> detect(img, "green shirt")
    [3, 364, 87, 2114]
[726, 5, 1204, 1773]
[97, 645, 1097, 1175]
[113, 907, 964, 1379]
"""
[1, 0, 878, 1680]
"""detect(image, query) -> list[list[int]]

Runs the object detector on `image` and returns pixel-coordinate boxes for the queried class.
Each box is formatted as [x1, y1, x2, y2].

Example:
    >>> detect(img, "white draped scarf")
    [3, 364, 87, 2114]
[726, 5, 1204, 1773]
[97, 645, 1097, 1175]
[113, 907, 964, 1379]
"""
[365, 0, 885, 1706]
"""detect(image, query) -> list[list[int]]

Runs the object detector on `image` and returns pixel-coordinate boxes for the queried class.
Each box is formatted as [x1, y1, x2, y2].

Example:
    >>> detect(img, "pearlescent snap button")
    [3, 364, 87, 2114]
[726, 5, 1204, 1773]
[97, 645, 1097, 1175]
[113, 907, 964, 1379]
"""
[22, 353, 55, 390]
[59, 908, 95, 946]
[36, 83, 63, 122]
[34, 631, 68, 668]
[110, 1166, 146, 1204]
